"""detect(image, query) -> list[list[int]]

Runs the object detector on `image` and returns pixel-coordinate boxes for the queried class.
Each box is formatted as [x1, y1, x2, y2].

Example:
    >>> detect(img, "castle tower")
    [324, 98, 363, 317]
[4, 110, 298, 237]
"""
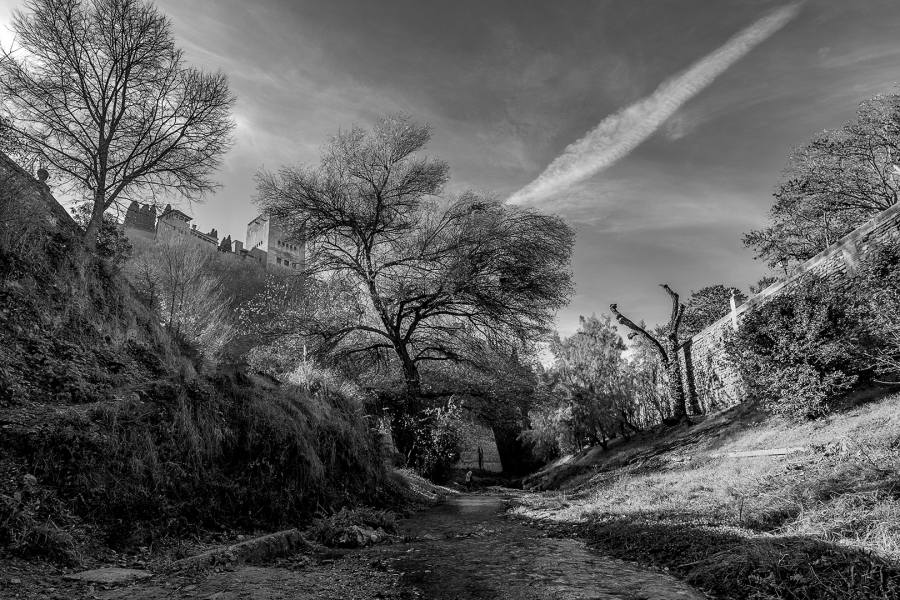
[123, 201, 156, 240]
[245, 215, 305, 270]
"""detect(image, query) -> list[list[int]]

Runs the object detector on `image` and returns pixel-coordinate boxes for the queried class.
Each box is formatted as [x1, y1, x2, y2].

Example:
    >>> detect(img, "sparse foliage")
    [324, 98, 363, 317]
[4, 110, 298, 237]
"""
[70, 202, 131, 266]
[0, 0, 235, 250]
[125, 235, 233, 366]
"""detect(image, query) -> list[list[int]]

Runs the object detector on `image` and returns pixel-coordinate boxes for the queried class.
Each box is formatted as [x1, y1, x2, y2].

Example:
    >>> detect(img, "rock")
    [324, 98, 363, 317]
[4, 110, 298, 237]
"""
[62, 568, 152, 584]
[335, 525, 371, 548]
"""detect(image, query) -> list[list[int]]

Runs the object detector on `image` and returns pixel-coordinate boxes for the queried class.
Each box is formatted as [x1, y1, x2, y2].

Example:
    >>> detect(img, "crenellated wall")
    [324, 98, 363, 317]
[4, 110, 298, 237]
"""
[684, 201, 900, 413]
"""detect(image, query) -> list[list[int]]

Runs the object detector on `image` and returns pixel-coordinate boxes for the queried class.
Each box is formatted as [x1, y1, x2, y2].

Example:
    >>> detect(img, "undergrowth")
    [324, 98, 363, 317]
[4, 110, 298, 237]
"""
[0, 161, 403, 560]
[16, 371, 400, 548]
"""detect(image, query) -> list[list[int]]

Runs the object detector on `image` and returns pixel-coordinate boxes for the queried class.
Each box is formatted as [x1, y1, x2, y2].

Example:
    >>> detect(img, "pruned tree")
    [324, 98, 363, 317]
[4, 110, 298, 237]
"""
[744, 92, 900, 270]
[610, 284, 690, 423]
[0, 0, 235, 250]
[254, 114, 575, 403]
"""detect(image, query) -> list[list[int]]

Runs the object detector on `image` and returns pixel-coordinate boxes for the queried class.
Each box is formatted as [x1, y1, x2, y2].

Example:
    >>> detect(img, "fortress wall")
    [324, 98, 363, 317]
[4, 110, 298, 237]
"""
[684, 202, 900, 413]
[0, 152, 78, 232]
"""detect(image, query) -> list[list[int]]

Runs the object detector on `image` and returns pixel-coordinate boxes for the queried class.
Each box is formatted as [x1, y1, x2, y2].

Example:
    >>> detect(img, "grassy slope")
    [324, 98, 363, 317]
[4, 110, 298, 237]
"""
[513, 397, 900, 599]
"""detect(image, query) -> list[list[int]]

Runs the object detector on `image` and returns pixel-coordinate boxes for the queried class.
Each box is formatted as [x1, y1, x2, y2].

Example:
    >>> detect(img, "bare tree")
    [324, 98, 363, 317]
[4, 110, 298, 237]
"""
[126, 235, 234, 366]
[610, 284, 690, 424]
[0, 0, 235, 250]
[254, 114, 576, 402]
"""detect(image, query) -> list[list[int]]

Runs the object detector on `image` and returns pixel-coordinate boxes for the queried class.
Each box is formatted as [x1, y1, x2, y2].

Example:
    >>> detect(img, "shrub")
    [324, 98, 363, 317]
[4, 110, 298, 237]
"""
[400, 401, 463, 483]
[725, 273, 871, 420]
[23, 371, 396, 547]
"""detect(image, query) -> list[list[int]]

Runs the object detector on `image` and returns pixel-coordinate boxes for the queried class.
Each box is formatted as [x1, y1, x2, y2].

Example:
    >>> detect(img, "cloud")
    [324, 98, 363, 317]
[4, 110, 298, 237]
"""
[506, 3, 801, 207]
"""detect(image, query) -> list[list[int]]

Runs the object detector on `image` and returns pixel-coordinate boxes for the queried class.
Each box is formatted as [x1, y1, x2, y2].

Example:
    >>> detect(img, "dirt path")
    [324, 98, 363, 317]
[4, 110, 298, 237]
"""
[24, 494, 705, 600]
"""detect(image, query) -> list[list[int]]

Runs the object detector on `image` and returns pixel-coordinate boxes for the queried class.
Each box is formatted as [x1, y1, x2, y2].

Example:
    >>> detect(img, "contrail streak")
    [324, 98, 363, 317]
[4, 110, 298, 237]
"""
[506, 4, 801, 206]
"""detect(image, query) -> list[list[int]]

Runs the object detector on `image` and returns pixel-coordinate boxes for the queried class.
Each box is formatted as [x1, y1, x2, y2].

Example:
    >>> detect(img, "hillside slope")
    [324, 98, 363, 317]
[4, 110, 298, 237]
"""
[0, 158, 400, 563]
[515, 397, 900, 599]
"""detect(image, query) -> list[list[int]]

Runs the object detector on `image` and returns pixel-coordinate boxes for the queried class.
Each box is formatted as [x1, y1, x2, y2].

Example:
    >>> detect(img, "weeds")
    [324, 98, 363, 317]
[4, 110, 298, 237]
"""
[17, 371, 399, 549]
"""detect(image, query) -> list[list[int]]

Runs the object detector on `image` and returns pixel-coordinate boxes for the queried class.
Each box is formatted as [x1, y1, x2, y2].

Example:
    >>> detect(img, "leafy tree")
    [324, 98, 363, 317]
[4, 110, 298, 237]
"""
[749, 275, 779, 295]
[254, 114, 575, 404]
[623, 324, 671, 423]
[846, 243, 900, 378]
[0, 0, 235, 251]
[549, 314, 639, 446]
[744, 92, 900, 270]
[724, 273, 870, 420]
[610, 284, 690, 423]
[681, 285, 742, 339]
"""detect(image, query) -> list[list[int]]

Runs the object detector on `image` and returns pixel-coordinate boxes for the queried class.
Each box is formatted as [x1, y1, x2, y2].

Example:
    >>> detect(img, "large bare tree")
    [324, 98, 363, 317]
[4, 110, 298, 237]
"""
[0, 0, 235, 249]
[254, 114, 575, 403]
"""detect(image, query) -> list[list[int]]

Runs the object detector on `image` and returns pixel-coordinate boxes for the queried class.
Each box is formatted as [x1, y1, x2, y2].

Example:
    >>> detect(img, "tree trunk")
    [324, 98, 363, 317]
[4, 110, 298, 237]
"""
[665, 339, 688, 420]
[82, 191, 106, 251]
[681, 339, 702, 415]
[491, 425, 539, 475]
[394, 343, 422, 400]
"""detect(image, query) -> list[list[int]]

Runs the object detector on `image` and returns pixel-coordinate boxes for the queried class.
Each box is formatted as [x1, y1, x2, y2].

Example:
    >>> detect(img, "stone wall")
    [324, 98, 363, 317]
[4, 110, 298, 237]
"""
[684, 201, 900, 413]
[0, 151, 77, 233]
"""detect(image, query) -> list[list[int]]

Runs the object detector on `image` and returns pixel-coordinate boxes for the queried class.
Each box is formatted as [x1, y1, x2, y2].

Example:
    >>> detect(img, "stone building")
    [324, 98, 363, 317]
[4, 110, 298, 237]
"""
[123, 201, 304, 270]
[245, 215, 305, 270]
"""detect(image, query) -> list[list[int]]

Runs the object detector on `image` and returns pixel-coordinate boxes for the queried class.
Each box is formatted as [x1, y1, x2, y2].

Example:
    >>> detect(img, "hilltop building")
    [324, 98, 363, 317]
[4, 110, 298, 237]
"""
[123, 201, 304, 270]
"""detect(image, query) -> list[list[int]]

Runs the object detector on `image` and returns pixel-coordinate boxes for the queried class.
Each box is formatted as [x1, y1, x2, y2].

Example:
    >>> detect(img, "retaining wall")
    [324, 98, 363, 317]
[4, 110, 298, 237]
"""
[684, 201, 900, 413]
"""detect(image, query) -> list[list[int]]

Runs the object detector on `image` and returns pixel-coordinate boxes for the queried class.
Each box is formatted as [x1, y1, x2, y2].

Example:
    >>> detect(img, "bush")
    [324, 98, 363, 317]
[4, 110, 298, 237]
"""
[725, 273, 871, 420]
[22, 371, 397, 547]
[399, 401, 463, 484]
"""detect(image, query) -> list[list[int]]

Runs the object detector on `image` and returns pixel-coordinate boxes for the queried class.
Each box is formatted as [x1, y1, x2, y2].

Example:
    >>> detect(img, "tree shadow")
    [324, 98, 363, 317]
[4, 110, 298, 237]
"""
[579, 511, 900, 600]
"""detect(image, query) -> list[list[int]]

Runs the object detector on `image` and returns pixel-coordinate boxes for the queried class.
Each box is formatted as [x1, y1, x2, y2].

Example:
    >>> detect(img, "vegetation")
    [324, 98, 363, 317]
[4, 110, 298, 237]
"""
[253, 113, 574, 472]
[725, 240, 900, 421]
[0, 0, 235, 249]
[515, 396, 900, 600]
[0, 155, 399, 561]
[744, 91, 900, 271]
[681, 284, 740, 339]
[725, 272, 869, 420]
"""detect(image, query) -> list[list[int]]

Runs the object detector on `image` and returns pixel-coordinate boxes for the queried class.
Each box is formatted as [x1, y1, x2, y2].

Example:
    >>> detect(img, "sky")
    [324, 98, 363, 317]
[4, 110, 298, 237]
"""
[2, 0, 899, 337]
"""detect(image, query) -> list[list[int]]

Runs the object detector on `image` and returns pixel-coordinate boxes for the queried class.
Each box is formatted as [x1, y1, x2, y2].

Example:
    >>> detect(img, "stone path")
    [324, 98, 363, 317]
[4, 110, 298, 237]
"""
[50, 494, 705, 600]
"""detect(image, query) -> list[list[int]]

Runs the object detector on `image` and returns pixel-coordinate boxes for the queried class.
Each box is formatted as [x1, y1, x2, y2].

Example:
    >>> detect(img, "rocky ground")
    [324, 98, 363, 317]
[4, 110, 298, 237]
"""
[2, 491, 705, 600]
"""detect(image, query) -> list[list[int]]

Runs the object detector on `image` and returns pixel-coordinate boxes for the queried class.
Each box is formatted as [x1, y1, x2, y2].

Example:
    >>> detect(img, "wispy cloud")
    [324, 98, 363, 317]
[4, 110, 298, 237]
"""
[506, 3, 801, 207]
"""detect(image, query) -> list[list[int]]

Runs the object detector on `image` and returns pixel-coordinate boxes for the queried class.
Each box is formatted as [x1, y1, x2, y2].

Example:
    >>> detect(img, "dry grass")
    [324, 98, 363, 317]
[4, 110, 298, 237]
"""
[514, 395, 900, 599]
